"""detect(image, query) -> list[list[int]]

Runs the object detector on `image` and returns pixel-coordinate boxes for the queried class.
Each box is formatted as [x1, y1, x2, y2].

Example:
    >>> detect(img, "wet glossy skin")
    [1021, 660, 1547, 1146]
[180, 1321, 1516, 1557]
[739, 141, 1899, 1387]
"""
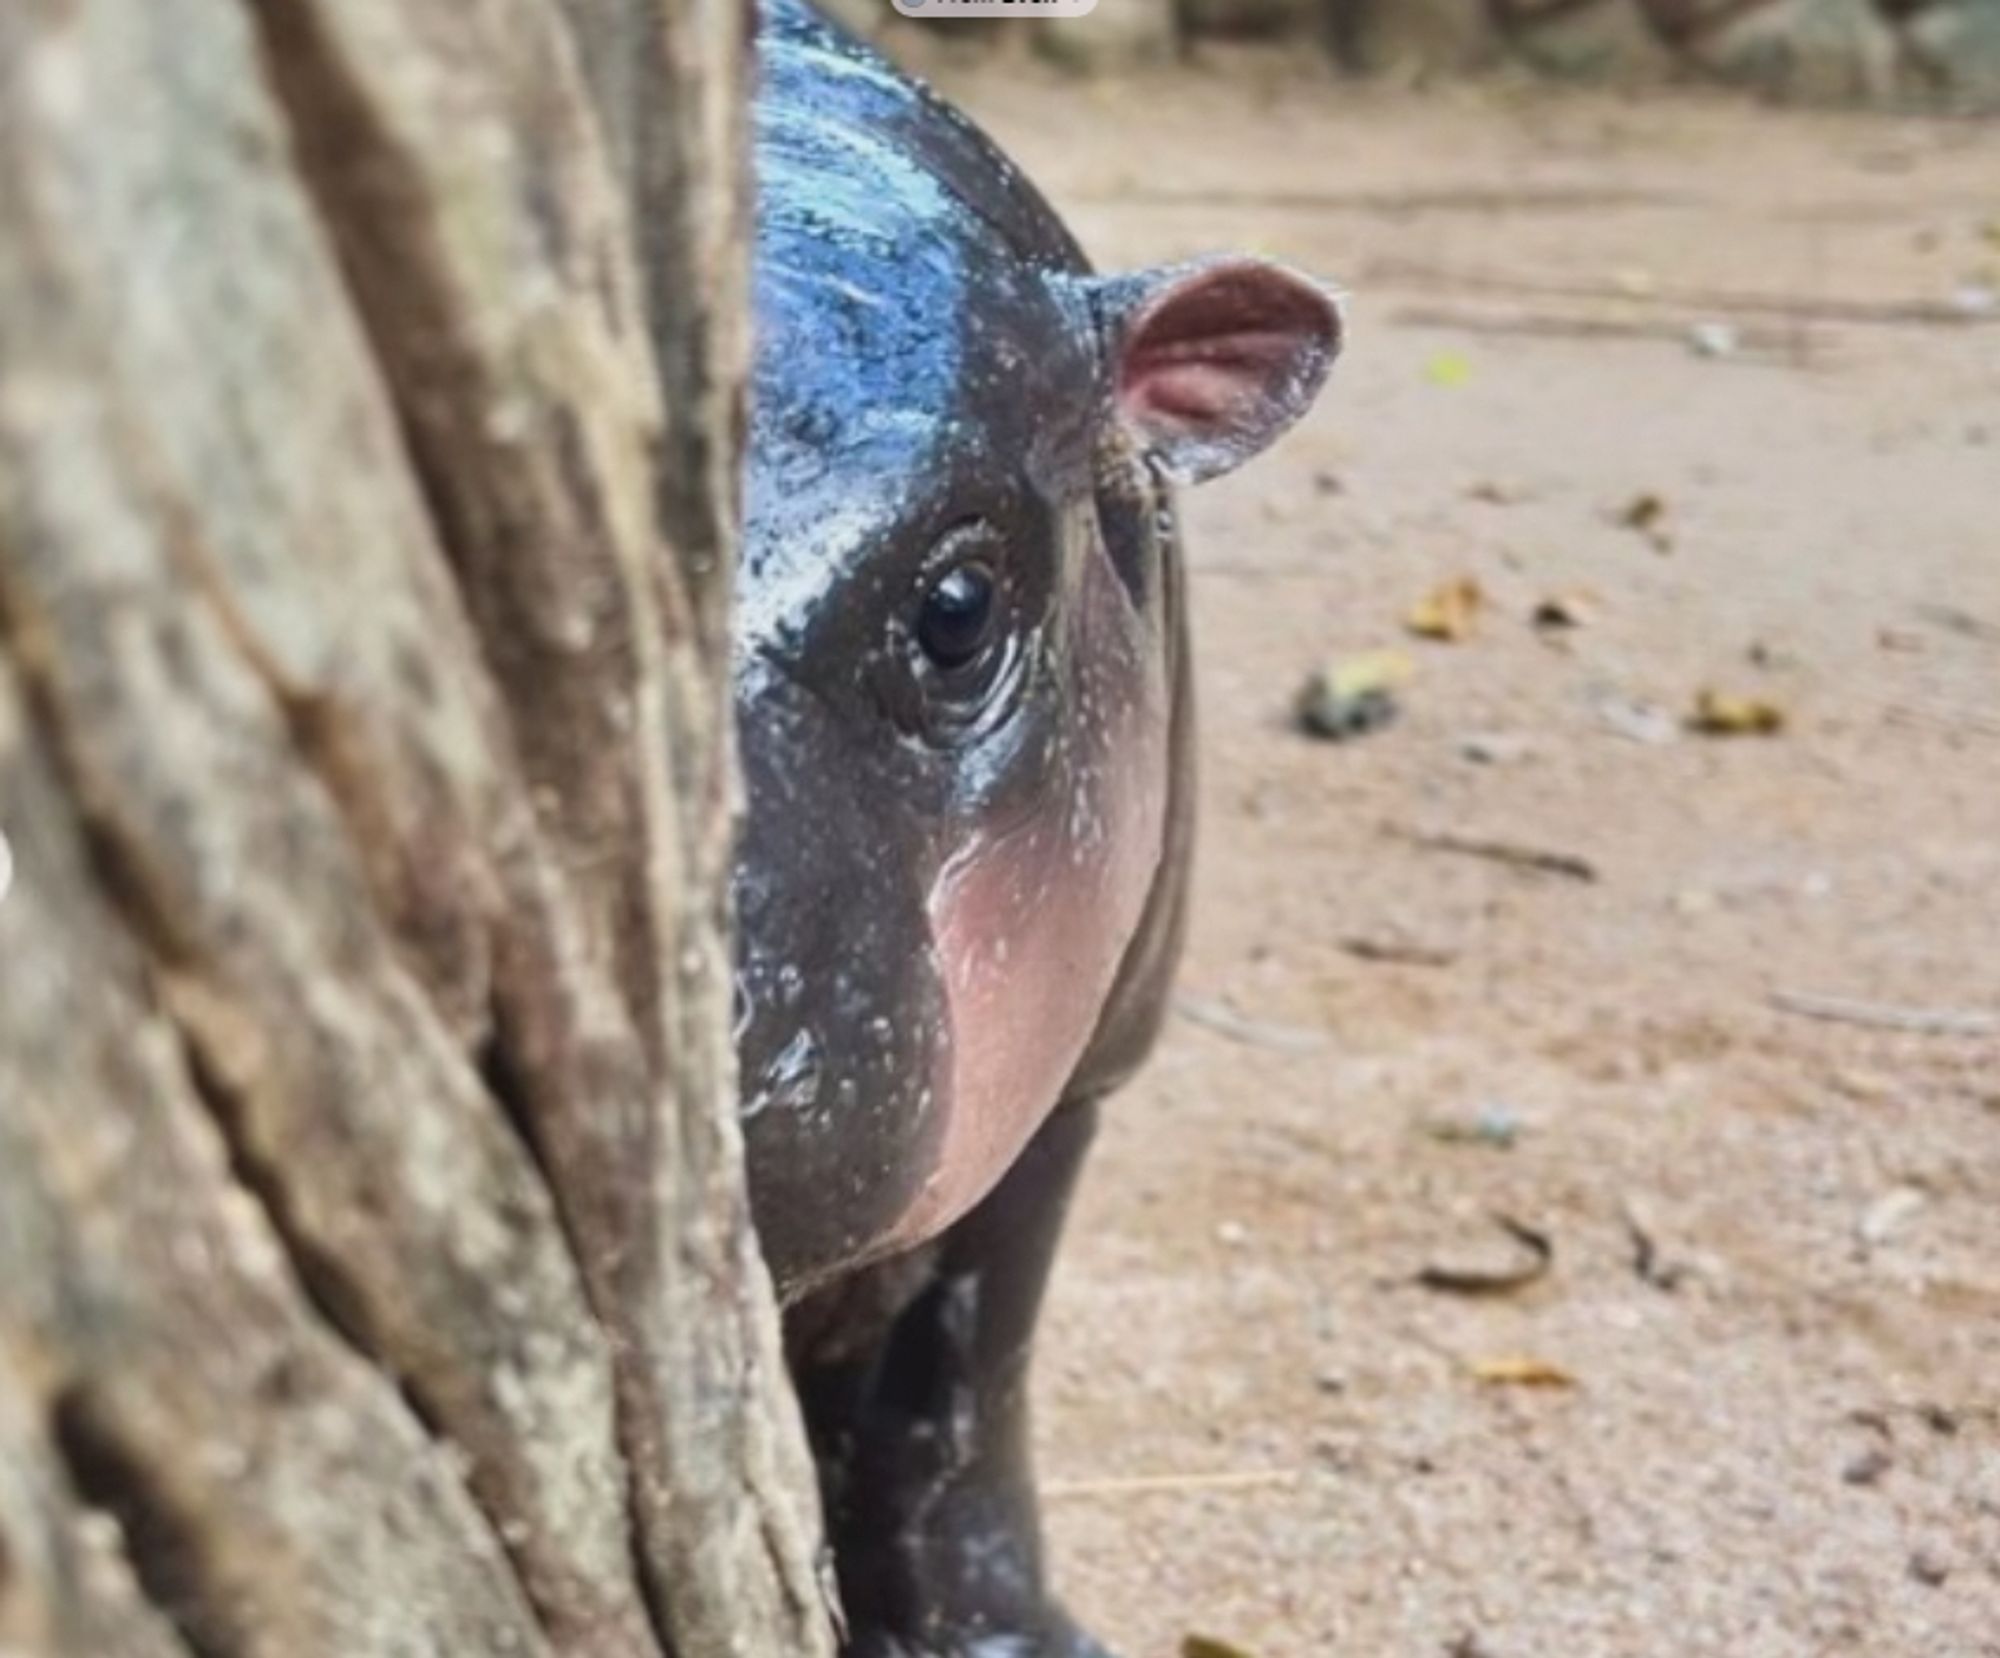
[736, 5, 1338, 1651]
[738, 0, 1176, 1296]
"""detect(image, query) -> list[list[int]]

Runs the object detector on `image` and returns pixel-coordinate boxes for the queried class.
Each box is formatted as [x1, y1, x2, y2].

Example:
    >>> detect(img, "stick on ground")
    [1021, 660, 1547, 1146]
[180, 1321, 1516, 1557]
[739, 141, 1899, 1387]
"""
[1769, 990, 1997, 1037]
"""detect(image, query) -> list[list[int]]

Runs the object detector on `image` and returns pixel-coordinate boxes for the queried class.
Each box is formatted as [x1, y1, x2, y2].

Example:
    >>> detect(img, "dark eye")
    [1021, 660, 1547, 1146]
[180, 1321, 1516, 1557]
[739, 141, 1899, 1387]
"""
[916, 561, 999, 672]
[888, 525, 1027, 744]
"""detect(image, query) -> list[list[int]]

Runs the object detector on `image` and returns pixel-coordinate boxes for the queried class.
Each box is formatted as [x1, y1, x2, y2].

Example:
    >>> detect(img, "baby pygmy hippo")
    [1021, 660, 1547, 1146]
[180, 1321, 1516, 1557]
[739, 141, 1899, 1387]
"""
[736, 4, 1341, 1651]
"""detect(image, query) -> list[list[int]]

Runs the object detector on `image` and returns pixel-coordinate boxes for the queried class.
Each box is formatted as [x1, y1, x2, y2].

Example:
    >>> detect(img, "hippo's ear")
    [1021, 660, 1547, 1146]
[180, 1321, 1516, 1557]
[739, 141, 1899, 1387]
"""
[1091, 255, 1343, 486]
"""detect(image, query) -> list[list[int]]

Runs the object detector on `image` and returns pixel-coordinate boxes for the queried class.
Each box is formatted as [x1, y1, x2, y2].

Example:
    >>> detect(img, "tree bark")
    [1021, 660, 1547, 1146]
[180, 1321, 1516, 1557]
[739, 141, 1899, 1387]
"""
[0, 1, 836, 1655]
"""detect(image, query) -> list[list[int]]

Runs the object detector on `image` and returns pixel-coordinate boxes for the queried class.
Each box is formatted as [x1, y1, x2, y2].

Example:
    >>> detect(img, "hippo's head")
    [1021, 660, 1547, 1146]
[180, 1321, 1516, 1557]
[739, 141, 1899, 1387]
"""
[737, 0, 1340, 1297]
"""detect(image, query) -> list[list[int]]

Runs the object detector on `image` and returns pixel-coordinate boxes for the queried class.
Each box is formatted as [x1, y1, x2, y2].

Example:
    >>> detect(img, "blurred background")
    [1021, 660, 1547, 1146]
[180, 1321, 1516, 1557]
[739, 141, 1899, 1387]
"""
[850, 3, 2000, 1653]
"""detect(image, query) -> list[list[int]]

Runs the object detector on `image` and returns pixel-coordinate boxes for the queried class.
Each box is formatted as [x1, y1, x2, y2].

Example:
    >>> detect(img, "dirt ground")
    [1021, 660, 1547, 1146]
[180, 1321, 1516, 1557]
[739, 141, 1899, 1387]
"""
[926, 49, 2000, 1658]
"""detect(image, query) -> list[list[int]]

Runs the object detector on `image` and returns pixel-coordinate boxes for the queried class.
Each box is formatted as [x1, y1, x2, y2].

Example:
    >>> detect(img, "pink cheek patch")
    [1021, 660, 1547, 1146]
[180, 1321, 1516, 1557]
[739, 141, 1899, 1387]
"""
[892, 701, 1170, 1251]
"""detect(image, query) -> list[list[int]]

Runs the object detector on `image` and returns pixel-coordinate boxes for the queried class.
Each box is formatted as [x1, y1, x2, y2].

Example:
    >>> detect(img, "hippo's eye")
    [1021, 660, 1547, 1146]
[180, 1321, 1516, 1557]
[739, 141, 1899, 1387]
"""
[889, 526, 1027, 744]
[916, 562, 999, 672]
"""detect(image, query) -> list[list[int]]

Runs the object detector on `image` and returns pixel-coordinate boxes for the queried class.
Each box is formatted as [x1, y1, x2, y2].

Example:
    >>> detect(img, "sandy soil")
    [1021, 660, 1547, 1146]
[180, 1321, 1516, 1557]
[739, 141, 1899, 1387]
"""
[927, 52, 2000, 1658]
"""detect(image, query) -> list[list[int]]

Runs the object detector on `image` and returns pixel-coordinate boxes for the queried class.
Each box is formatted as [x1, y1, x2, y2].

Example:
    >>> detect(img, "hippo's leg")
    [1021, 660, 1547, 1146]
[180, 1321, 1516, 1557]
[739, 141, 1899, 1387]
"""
[792, 1098, 1108, 1658]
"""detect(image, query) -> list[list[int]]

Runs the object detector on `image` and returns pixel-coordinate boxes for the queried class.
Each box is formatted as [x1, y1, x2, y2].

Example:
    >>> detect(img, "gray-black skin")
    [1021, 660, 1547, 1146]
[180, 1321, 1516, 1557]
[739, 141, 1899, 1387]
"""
[737, 4, 1340, 1651]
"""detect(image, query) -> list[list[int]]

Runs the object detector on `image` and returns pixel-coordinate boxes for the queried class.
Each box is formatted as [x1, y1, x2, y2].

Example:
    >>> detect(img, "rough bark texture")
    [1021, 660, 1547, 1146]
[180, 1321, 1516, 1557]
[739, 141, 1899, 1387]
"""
[0, 1, 835, 1655]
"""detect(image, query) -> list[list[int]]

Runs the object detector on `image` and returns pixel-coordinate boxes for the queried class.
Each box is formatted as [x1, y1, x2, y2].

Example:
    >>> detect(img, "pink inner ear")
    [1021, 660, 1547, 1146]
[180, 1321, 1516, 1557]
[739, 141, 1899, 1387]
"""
[1113, 259, 1339, 481]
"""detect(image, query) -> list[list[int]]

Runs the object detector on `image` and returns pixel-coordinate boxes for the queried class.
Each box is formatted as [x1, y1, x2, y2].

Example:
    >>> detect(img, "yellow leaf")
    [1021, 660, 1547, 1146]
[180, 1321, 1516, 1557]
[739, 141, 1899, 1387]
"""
[1425, 351, 1474, 389]
[1688, 689, 1786, 736]
[1296, 651, 1414, 742]
[1406, 577, 1485, 642]
[1469, 1355, 1576, 1388]
[1331, 649, 1416, 699]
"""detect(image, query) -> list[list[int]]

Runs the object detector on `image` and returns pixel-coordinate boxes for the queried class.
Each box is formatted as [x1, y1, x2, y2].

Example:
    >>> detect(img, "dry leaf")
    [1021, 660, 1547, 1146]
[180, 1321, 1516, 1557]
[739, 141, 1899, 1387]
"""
[1689, 688, 1786, 736]
[1616, 492, 1673, 552]
[1296, 651, 1414, 741]
[1184, 1638, 1263, 1658]
[1620, 492, 1663, 528]
[1425, 351, 1474, 389]
[1422, 1103, 1523, 1148]
[1337, 651, 1415, 691]
[1532, 589, 1598, 631]
[1406, 577, 1485, 642]
[1469, 1355, 1577, 1388]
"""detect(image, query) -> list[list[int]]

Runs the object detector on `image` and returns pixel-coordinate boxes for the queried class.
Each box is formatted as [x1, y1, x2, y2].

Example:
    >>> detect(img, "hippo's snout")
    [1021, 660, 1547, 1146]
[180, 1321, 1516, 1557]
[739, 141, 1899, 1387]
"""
[733, 681, 953, 1296]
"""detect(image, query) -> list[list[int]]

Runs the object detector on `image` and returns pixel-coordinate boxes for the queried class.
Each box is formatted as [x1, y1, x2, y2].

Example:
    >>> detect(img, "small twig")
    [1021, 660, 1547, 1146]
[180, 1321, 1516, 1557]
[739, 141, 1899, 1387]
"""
[1186, 556, 1327, 580]
[1394, 304, 1689, 341]
[1387, 824, 1598, 883]
[1884, 702, 2000, 741]
[1070, 184, 1692, 217]
[1341, 933, 1459, 968]
[1770, 989, 1997, 1038]
[1392, 304, 1825, 366]
[1417, 1214, 1555, 1298]
[1367, 257, 1999, 331]
[1043, 1468, 1302, 1500]
[1915, 602, 2000, 645]
[1175, 994, 1327, 1054]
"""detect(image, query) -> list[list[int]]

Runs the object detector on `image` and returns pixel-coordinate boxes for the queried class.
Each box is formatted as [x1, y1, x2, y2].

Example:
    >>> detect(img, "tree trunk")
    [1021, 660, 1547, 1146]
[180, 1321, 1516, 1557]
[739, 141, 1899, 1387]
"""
[0, 1, 836, 1655]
